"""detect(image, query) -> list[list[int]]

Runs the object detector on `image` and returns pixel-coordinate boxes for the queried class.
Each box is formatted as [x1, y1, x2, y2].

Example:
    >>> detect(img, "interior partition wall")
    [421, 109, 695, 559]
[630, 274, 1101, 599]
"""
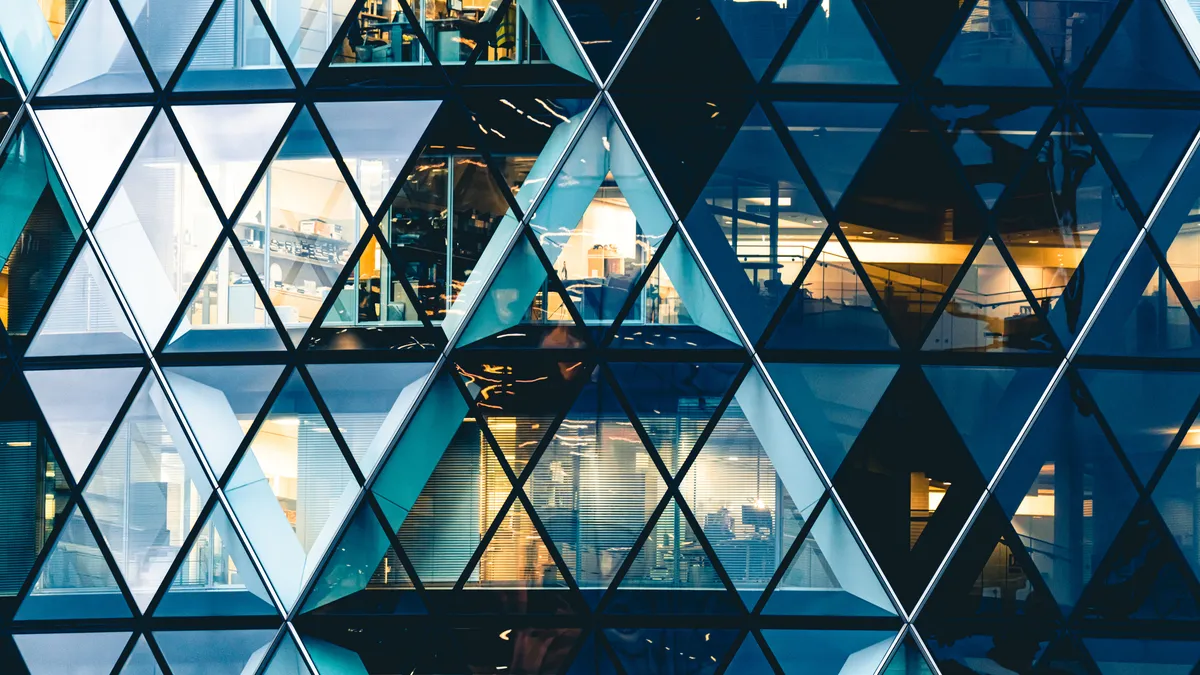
[0, 0, 1199, 673]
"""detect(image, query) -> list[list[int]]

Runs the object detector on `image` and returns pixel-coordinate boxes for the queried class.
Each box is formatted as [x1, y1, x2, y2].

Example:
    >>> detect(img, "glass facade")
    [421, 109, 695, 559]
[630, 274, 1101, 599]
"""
[0, 0, 1199, 672]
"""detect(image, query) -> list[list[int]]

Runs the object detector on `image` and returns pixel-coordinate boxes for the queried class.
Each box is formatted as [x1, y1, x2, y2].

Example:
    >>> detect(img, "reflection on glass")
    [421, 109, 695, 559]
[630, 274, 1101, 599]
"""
[708, 0, 803, 79]
[178, 0, 293, 90]
[19, 507, 129, 620]
[1155, 427, 1200, 581]
[93, 115, 221, 345]
[997, 119, 1138, 345]
[155, 508, 275, 617]
[171, 240, 283, 352]
[1019, 0, 1118, 78]
[0, 419, 66, 598]
[39, 0, 150, 96]
[936, 0, 1049, 87]
[84, 377, 211, 610]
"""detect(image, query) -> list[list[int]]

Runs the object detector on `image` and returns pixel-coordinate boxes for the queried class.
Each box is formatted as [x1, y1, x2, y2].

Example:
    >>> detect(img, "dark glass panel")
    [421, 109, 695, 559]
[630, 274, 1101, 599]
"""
[1086, 0, 1200, 91]
[833, 366, 988, 611]
[1084, 107, 1199, 215]
[836, 106, 986, 346]
[992, 372, 1138, 613]
[555, 0, 653, 79]
[1018, 0, 1119, 81]
[860, 0, 961, 78]
[710, 0, 806, 80]
[1080, 368, 1200, 484]
[604, 628, 739, 674]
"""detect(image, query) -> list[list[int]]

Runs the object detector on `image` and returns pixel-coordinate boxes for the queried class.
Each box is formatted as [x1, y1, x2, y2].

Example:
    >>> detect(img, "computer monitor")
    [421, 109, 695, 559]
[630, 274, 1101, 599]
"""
[449, 0, 463, 11]
[742, 504, 773, 529]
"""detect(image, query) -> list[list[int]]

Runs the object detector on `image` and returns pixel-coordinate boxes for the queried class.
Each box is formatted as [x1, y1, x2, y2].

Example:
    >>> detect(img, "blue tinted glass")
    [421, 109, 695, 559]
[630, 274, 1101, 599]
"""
[930, 104, 1051, 209]
[775, 0, 895, 84]
[761, 629, 895, 674]
[1087, 0, 1200, 91]
[774, 102, 895, 208]
[1018, 0, 1119, 79]
[710, 0, 805, 80]
[604, 629, 739, 674]
[1084, 107, 1199, 214]
[935, 0, 1051, 87]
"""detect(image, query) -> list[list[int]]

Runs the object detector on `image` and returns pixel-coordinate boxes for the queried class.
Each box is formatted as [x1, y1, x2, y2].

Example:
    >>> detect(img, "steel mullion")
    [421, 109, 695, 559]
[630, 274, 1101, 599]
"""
[295, 363, 367, 485]
[988, 232, 1071, 357]
[748, 492, 832, 615]
[752, 223, 836, 352]
[599, 225, 679, 348]
[909, 233, 990, 351]
[1068, 0, 1134, 90]
[594, 0, 663, 89]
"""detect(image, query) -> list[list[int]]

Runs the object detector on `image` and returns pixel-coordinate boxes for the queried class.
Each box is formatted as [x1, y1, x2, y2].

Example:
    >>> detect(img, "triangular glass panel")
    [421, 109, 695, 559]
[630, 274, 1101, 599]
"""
[175, 0, 295, 91]
[917, 499, 1060, 672]
[766, 362, 897, 479]
[0, 121, 83, 340]
[293, 622, 466, 674]
[610, 236, 742, 349]
[370, 367, 469, 549]
[300, 497, 422, 615]
[995, 114, 1140, 348]
[315, 100, 440, 218]
[764, 499, 897, 617]
[464, 496, 568, 590]
[773, 0, 895, 84]
[15, 631, 131, 674]
[1077, 503, 1200, 622]
[611, 0, 753, 90]
[38, 0, 151, 96]
[676, 375, 826, 608]
[120, 635, 157, 673]
[307, 362, 432, 475]
[94, 112, 223, 346]
[455, 0, 593, 83]
[508, 101, 672, 328]
[259, 0, 354, 80]
[709, 0, 806, 80]
[389, 415, 511, 589]
[556, 0, 653, 79]
[166, 237, 287, 353]
[881, 633, 935, 675]
[760, 629, 895, 674]
[0, 0, 79, 90]
[1152, 420, 1200, 581]
[1081, 242, 1200, 358]
[163, 364, 284, 478]
[455, 230, 590, 349]
[724, 634, 773, 674]
[608, 361, 740, 470]
[1085, 107, 1200, 215]
[860, 0, 962, 77]
[458, 354, 592, 475]
[604, 628, 739, 674]
[263, 632, 312, 675]
[1012, 0, 1119, 81]
[1084, 637, 1200, 675]
[240, 109, 365, 333]
[774, 101, 895, 208]
[833, 366, 989, 611]
[225, 369, 358, 611]
[764, 236, 898, 351]
[993, 373, 1139, 613]
[683, 105, 824, 342]
[26, 245, 142, 358]
[1087, 0, 1200, 91]
[1081, 368, 1200, 484]
[1034, 635, 1093, 674]
[924, 238, 1054, 353]
[308, 232, 435, 350]
[26, 366, 141, 482]
[155, 629, 277, 675]
[836, 108, 986, 347]
[36, 105, 152, 222]
[171, 102, 294, 219]
[117, 0, 217, 85]
[935, 0, 1051, 87]
[521, 365, 667, 599]
[154, 504, 276, 617]
[609, 497, 743, 614]
[930, 104, 1051, 209]
[923, 366, 1054, 483]
[83, 375, 212, 611]
[17, 505, 131, 620]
